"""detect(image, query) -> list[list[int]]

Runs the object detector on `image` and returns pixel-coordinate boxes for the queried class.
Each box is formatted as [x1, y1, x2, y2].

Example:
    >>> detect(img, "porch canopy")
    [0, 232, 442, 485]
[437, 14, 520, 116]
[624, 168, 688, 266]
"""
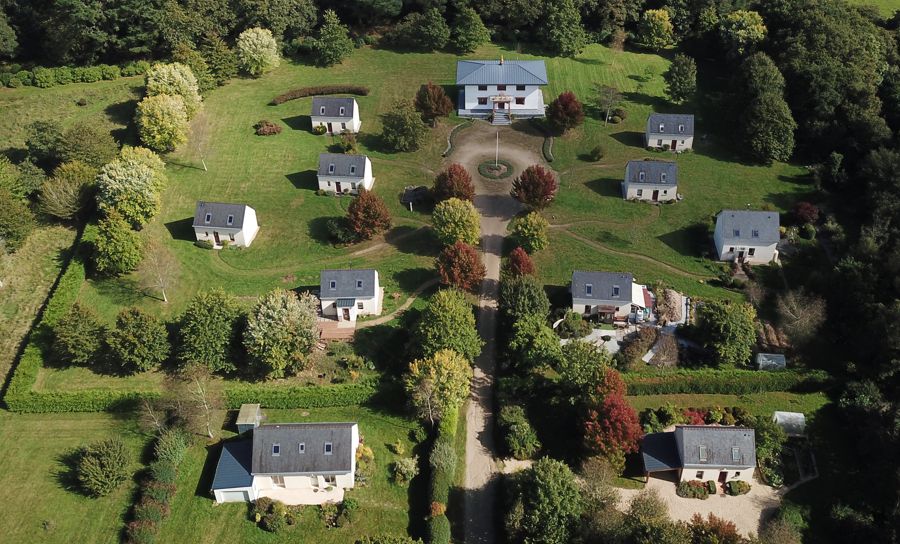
[641, 432, 681, 473]
[336, 298, 356, 308]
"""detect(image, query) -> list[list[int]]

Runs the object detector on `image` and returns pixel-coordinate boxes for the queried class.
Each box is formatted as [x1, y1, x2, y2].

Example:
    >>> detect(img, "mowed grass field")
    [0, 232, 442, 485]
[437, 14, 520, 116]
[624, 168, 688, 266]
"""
[850, 0, 900, 14]
[157, 406, 424, 544]
[626, 391, 830, 417]
[0, 412, 148, 544]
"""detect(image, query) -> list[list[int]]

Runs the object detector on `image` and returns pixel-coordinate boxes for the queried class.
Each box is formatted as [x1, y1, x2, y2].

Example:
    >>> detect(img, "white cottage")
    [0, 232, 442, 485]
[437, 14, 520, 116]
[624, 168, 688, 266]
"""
[319, 269, 383, 322]
[714, 210, 780, 264]
[211, 419, 360, 505]
[571, 270, 652, 323]
[646, 113, 695, 152]
[641, 425, 757, 484]
[456, 59, 547, 124]
[317, 153, 373, 195]
[192, 201, 259, 248]
[622, 160, 678, 202]
[310, 97, 361, 134]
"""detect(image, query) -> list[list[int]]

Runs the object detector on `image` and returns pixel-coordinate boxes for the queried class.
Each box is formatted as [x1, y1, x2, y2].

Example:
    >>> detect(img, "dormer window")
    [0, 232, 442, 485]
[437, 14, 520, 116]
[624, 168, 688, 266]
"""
[204, 213, 212, 224]
[356, 280, 363, 289]
[339, 107, 345, 116]
[732, 447, 741, 462]
[751, 229, 759, 238]
[733, 229, 741, 237]
[585, 284, 593, 296]
[299, 443, 306, 454]
[612, 285, 620, 297]
[660, 172, 667, 182]
[658, 123, 665, 132]
[320, 106, 326, 115]
[226, 214, 234, 226]
[328, 163, 335, 174]
[699, 445, 707, 461]
[638, 171, 645, 182]
[324, 442, 333, 455]
[349, 165, 356, 175]
[678, 124, 685, 133]
[272, 443, 280, 456]
[329, 280, 336, 289]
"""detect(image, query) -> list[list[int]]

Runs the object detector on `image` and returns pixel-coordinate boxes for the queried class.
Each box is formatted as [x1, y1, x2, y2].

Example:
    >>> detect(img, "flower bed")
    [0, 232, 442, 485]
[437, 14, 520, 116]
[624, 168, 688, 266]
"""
[676, 480, 710, 500]
[477, 159, 514, 180]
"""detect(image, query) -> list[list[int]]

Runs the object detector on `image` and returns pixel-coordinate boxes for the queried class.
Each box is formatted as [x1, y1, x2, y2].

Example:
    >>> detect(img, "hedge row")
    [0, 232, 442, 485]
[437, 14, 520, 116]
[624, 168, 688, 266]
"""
[125, 430, 189, 544]
[623, 369, 831, 396]
[442, 120, 473, 157]
[427, 407, 459, 544]
[0, 61, 150, 89]
[271, 85, 370, 105]
[223, 378, 382, 409]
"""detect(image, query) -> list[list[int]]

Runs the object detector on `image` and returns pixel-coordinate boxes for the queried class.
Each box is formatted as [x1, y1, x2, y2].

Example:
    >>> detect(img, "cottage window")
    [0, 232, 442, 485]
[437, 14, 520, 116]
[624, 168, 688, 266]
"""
[320, 106, 325, 115]
[698, 445, 708, 461]
[299, 443, 306, 453]
[748, 248, 756, 256]
[356, 280, 363, 289]
[272, 443, 281, 456]
[637, 189, 643, 197]
[657, 139, 663, 146]
[585, 284, 593, 296]
[659, 123, 665, 132]
[733, 229, 741, 237]
[516, 85, 525, 91]
[734, 471, 741, 477]
[339, 107, 345, 116]
[204, 213, 212, 224]
[515, 97, 525, 105]
[341, 122, 346, 130]
[639, 171, 645, 182]
[678, 124, 685, 133]
[349, 165, 356, 175]
[357, 302, 363, 309]
[751, 229, 759, 238]
[732, 447, 741, 462]
[327, 181, 332, 187]
[226, 214, 234, 225]
[660, 172, 667, 182]
[330, 280, 336, 290]
[324, 442, 333, 455]
[497, 85, 507, 91]
[324, 475, 337, 485]
[729, 247, 735, 252]
[612, 286, 620, 297]
[478, 97, 488, 105]
[663, 190, 668, 195]
[328, 163, 335, 174]
[229, 233, 235, 241]
[478, 85, 487, 91]
[695, 471, 704, 479]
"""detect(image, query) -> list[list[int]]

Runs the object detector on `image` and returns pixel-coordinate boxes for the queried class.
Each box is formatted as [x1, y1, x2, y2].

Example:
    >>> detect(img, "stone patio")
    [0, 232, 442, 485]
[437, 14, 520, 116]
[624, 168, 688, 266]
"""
[258, 485, 344, 505]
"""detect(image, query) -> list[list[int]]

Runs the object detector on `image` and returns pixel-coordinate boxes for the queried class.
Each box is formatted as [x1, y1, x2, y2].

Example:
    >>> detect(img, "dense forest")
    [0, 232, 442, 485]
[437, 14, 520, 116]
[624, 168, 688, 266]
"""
[1, 0, 899, 541]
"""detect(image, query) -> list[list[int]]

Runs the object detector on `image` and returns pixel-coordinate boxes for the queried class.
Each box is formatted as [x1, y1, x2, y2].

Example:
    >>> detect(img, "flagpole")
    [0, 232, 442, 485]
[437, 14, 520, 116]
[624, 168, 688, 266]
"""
[495, 131, 499, 167]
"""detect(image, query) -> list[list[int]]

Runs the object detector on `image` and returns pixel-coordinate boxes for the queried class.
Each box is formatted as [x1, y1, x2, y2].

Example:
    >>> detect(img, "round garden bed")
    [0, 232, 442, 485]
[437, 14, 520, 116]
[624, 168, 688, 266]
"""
[478, 159, 514, 179]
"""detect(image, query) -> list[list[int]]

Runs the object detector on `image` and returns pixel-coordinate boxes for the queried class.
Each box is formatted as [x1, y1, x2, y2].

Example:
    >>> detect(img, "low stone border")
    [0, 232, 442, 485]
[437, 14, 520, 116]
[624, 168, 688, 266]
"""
[478, 159, 514, 179]
[442, 119, 474, 157]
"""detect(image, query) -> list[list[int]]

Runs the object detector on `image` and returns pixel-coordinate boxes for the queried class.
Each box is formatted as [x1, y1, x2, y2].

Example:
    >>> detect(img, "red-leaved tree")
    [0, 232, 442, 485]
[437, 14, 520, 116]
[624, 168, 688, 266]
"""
[415, 81, 453, 122]
[433, 164, 475, 202]
[505, 246, 535, 277]
[546, 91, 585, 134]
[687, 514, 743, 544]
[511, 165, 558, 209]
[584, 368, 642, 460]
[436, 241, 486, 292]
[347, 189, 392, 240]
[792, 201, 819, 225]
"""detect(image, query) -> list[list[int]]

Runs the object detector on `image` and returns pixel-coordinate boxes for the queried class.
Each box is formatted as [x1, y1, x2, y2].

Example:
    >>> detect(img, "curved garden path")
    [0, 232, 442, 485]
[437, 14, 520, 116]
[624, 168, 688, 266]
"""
[449, 122, 544, 544]
[356, 277, 439, 328]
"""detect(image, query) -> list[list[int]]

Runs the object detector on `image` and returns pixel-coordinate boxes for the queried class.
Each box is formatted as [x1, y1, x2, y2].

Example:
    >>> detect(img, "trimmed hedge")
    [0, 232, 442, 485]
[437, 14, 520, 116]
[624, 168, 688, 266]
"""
[271, 85, 370, 105]
[428, 515, 451, 544]
[427, 405, 462, 544]
[442, 120, 473, 157]
[623, 369, 830, 396]
[224, 378, 382, 409]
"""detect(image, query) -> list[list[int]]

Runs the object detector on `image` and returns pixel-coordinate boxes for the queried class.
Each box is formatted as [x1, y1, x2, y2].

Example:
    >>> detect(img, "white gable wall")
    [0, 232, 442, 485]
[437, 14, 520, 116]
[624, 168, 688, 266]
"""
[645, 133, 694, 152]
[462, 84, 544, 112]
[622, 181, 677, 202]
[193, 207, 259, 248]
[714, 220, 778, 263]
[321, 277, 383, 322]
[317, 158, 374, 195]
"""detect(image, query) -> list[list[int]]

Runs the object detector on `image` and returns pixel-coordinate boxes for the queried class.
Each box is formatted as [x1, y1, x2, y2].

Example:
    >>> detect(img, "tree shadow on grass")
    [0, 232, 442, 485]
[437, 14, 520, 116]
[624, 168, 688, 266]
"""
[308, 216, 339, 245]
[105, 99, 138, 127]
[355, 324, 412, 375]
[286, 170, 318, 191]
[657, 223, 711, 260]
[54, 448, 85, 495]
[90, 275, 144, 307]
[164, 217, 195, 242]
[586, 176, 624, 198]
[623, 90, 668, 109]
[281, 115, 311, 132]
[393, 267, 436, 294]
[358, 132, 389, 153]
[406, 448, 430, 541]
[194, 441, 225, 498]
[387, 226, 438, 257]
[610, 130, 645, 148]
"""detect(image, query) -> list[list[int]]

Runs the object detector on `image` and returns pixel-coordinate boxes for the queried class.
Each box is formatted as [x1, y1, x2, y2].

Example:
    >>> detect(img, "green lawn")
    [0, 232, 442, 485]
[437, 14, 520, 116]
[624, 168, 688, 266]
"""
[157, 406, 424, 544]
[850, 0, 900, 14]
[0, 411, 148, 544]
[626, 391, 830, 417]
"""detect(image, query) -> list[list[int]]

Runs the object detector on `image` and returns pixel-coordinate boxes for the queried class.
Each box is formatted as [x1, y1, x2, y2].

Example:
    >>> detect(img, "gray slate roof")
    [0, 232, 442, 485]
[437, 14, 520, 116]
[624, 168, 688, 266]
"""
[311, 97, 356, 119]
[211, 440, 253, 490]
[641, 432, 681, 473]
[193, 201, 250, 229]
[756, 353, 786, 370]
[252, 423, 356, 475]
[456, 60, 548, 86]
[320, 269, 377, 299]
[318, 153, 367, 178]
[571, 271, 633, 304]
[625, 160, 678, 185]
[676, 425, 756, 468]
[717, 210, 780, 244]
[647, 113, 695, 136]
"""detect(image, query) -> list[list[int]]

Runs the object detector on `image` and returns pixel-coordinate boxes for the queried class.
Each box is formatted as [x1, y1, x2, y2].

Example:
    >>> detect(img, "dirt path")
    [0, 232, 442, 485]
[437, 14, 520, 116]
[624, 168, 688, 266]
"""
[356, 278, 439, 328]
[452, 122, 541, 544]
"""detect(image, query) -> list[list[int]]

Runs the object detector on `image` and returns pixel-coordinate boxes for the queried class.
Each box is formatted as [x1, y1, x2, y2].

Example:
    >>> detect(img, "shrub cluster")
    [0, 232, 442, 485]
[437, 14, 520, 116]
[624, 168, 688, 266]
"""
[726, 480, 751, 496]
[271, 85, 370, 105]
[252, 497, 298, 532]
[497, 405, 541, 460]
[623, 368, 830, 395]
[427, 407, 459, 544]
[124, 429, 189, 544]
[254, 120, 282, 136]
[1, 61, 147, 89]
[676, 480, 710, 500]
[614, 327, 658, 370]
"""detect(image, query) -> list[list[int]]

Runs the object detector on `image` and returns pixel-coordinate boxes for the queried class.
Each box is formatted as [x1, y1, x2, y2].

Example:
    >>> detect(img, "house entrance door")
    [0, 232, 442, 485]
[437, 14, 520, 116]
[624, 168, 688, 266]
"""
[497, 102, 506, 109]
[342, 308, 350, 320]
[671, 139, 678, 150]
[327, 122, 333, 133]
[718, 472, 727, 485]
[584, 305, 591, 314]
[213, 232, 220, 245]
[335, 182, 342, 193]
[651, 190, 659, 201]
[273, 476, 285, 488]
[737, 250, 745, 262]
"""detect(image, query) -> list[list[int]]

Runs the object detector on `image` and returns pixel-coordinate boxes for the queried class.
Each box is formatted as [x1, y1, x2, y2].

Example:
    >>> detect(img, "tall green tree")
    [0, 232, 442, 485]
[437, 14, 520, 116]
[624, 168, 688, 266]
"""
[557, 339, 611, 402]
[236, 27, 281, 76]
[53, 303, 105, 366]
[506, 458, 583, 544]
[451, 7, 490, 53]
[145, 62, 203, 118]
[309, 9, 353, 67]
[718, 9, 766, 57]
[135, 94, 190, 152]
[432, 197, 480, 246]
[0, 13, 18, 58]
[238, 0, 317, 45]
[696, 301, 757, 367]
[418, 8, 450, 51]
[381, 99, 428, 152]
[544, 0, 588, 57]
[663, 53, 696, 104]
[91, 210, 144, 276]
[58, 123, 119, 169]
[499, 275, 550, 323]
[200, 33, 239, 85]
[243, 289, 318, 378]
[412, 289, 483, 361]
[0, 187, 35, 253]
[106, 307, 171, 373]
[178, 289, 242, 373]
[96, 156, 164, 227]
[508, 212, 549, 253]
[637, 9, 674, 51]
[741, 92, 796, 164]
[404, 349, 473, 425]
[508, 313, 562, 370]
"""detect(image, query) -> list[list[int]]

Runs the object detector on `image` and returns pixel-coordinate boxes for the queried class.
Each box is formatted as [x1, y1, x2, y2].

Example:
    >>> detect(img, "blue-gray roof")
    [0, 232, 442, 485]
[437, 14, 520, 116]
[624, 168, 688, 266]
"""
[456, 60, 548, 86]
[571, 271, 633, 305]
[647, 113, 695, 137]
[318, 153, 368, 178]
[311, 97, 356, 118]
[193, 201, 250, 229]
[252, 423, 356, 475]
[211, 440, 253, 490]
[624, 160, 678, 185]
[336, 298, 356, 308]
[320, 269, 377, 299]
[717, 210, 780, 244]
[676, 425, 757, 468]
[641, 432, 681, 473]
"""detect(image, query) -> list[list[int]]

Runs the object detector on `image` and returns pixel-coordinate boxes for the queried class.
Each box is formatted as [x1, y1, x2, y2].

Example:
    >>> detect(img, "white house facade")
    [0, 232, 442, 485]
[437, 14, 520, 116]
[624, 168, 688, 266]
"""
[641, 425, 757, 485]
[456, 59, 547, 123]
[714, 210, 780, 263]
[192, 201, 259, 248]
[310, 97, 361, 134]
[645, 113, 695, 152]
[571, 270, 651, 323]
[319, 269, 383, 322]
[211, 419, 360, 505]
[317, 153, 373, 195]
[622, 160, 678, 202]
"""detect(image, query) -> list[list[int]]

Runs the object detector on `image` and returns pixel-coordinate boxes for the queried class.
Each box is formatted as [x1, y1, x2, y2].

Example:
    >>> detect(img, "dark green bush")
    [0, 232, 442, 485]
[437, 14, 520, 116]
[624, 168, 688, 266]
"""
[53, 66, 74, 85]
[15, 69, 32, 85]
[76, 438, 132, 497]
[99, 64, 121, 80]
[32, 67, 56, 88]
[154, 428, 189, 465]
[122, 61, 151, 76]
[498, 405, 541, 460]
[271, 85, 370, 105]
[676, 480, 709, 500]
[556, 310, 591, 339]
[223, 378, 381, 408]
[149, 460, 177, 485]
[133, 497, 170, 523]
[707, 480, 717, 494]
[726, 480, 751, 495]
[125, 520, 158, 544]
[614, 327, 658, 370]
[7, 76, 21, 87]
[589, 144, 605, 161]
[428, 514, 451, 544]
[143, 481, 177, 503]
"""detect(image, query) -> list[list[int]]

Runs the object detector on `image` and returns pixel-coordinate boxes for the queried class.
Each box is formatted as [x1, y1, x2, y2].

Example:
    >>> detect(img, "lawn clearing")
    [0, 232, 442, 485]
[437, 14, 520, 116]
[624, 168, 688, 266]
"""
[849, 0, 900, 14]
[0, 411, 147, 544]
[626, 392, 830, 417]
[157, 405, 424, 544]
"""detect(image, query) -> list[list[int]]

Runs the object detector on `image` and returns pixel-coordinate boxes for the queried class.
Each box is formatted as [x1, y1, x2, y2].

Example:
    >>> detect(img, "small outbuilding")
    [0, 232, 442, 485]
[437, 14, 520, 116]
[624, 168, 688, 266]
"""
[310, 97, 361, 134]
[317, 153, 374, 195]
[192, 201, 260, 248]
[773, 411, 807, 437]
[236, 403, 263, 434]
[756, 353, 787, 371]
[622, 160, 678, 202]
[645, 113, 694, 151]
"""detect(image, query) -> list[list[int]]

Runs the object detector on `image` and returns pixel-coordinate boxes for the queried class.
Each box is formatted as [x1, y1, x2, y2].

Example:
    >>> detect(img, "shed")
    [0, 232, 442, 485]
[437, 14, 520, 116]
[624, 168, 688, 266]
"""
[773, 411, 807, 437]
[756, 353, 787, 370]
[236, 403, 263, 434]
